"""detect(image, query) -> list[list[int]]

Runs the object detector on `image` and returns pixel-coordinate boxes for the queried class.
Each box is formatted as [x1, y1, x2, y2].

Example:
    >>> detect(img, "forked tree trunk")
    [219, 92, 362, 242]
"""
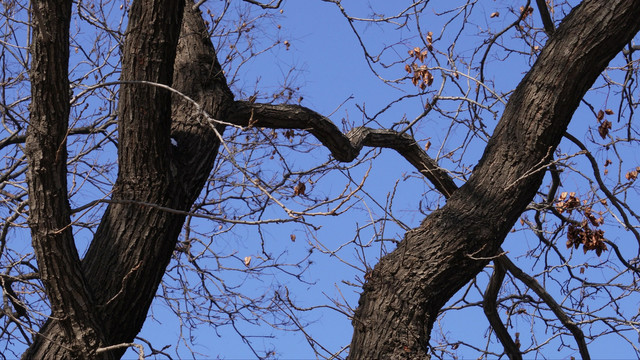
[24, 2, 233, 359]
[23, 0, 640, 359]
[347, 1, 640, 358]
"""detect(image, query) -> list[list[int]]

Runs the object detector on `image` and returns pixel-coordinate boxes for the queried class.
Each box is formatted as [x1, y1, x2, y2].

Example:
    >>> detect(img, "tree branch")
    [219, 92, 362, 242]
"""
[483, 260, 522, 360]
[536, 0, 555, 35]
[227, 101, 458, 198]
[241, 0, 283, 9]
[497, 254, 591, 360]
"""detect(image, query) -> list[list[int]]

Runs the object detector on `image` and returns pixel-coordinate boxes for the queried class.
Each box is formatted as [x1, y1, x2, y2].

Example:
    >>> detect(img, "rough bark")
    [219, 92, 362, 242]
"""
[24, 1, 111, 358]
[347, 1, 640, 358]
[24, 2, 234, 359]
[227, 102, 457, 197]
[22, 0, 640, 359]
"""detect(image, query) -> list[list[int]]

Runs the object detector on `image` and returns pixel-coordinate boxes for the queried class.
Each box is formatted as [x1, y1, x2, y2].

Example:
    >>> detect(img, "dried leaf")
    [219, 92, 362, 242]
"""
[294, 182, 306, 196]
[425, 140, 431, 151]
[290, 234, 296, 242]
[419, 50, 428, 62]
[598, 120, 611, 139]
[596, 109, 605, 121]
[244, 256, 252, 266]
[605, 109, 614, 115]
[490, 11, 500, 18]
[425, 71, 434, 86]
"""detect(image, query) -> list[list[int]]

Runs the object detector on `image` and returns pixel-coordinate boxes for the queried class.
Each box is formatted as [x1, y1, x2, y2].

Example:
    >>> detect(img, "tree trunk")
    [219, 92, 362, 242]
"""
[24, 2, 234, 359]
[25, 1, 112, 358]
[347, 0, 640, 358]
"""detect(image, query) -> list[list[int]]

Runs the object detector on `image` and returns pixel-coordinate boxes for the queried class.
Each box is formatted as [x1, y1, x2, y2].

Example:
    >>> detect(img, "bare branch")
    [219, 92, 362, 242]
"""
[483, 260, 522, 360]
[227, 101, 458, 198]
[241, 0, 283, 9]
[497, 254, 591, 360]
[536, 0, 555, 35]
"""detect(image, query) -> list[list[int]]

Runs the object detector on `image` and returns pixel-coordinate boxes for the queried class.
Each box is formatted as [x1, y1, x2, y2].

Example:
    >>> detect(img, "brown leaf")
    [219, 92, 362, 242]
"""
[596, 109, 604, 121]
[605, 109, 614, 115]
[425, 71, 434, 86]
[244, 256, 252, 266]
[284, 129, 295, 140]
[419, 50, 428, 62]
[290, 234, 296, 242]
[598, 120, 611, 139]
[294, 182, 306, 196]
[425, 140, 431, 151]
[490, 11, 500, 18]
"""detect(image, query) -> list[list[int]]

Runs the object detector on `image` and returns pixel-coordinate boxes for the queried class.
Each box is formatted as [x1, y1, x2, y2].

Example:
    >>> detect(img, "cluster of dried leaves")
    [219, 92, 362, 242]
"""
[556, 192, 607, 256]
[405, 32, 434, 90]
[596, 108, 614, 139]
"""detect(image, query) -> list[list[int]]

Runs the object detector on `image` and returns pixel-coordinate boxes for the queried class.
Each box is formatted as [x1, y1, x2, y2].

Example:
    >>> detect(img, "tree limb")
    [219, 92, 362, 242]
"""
[483, 260, 523, 360]
[497, 254, 591, 360]
[227, 101, 458, 198]
[536, 0, 555, 35]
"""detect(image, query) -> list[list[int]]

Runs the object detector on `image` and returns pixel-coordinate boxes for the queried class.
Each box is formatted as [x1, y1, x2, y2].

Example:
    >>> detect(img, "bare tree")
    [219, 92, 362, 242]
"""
[1, 0, 640, 359]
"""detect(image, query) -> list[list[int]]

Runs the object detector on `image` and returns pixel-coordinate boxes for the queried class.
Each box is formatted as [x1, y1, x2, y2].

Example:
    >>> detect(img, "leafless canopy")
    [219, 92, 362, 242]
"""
[1, 0, 640, 359]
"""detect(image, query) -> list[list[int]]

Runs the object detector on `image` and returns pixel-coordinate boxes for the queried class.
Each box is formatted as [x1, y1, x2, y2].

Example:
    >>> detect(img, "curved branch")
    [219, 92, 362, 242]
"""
[497, 254, 591, 360]
[483, 260, 522, 360]
[227, 101, 459, 198]
[241, 0, 283, 9]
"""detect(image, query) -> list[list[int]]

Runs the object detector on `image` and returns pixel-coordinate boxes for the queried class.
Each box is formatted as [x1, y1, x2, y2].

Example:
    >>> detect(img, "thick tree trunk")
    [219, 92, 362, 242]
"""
[347, 1, 640, 358]
[24, 1, 112, 358]
[24, 2, 233, 359]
